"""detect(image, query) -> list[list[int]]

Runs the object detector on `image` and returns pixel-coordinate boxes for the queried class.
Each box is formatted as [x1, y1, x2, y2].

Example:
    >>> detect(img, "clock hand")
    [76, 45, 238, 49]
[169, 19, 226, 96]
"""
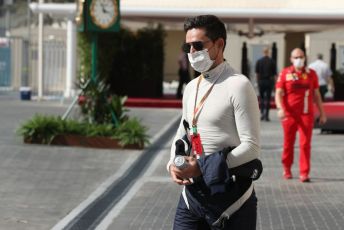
[99, 2, 113, 15]
[101, 3, 107, 13]
[103, 7, 111, 14]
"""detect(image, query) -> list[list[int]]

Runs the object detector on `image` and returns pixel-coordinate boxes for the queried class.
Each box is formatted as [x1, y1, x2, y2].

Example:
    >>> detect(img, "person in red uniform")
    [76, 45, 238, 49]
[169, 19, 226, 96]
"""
[275, 48, 326, 182]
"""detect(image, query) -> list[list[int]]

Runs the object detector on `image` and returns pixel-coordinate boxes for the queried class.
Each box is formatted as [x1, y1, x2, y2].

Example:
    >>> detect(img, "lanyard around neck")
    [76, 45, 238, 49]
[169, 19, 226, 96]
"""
[192, 74, 221, 130]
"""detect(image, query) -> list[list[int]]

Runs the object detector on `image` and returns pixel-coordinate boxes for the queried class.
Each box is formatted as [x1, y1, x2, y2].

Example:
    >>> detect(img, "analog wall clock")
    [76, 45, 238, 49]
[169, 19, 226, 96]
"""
[90, 0, 118, 29]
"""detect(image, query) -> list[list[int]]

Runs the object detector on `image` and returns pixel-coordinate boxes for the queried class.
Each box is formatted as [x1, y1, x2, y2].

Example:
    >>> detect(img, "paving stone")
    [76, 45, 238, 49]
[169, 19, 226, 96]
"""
[107, 113, 344, 230]
[1, 99, 343, 230]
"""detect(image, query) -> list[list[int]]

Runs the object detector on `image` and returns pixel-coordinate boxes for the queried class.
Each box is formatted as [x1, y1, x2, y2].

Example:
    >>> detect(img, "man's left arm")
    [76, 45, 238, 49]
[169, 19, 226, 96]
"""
[327, 76, 335, 94]
[312, 70, 327, 125]
[314, 89, 327, 125]
[226, 77, 261, 168]
[326, 67, 335, 94]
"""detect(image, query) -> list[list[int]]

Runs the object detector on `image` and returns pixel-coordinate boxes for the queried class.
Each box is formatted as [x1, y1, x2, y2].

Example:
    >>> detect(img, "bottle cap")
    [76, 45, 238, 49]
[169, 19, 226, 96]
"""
[174, 155, 188, 170]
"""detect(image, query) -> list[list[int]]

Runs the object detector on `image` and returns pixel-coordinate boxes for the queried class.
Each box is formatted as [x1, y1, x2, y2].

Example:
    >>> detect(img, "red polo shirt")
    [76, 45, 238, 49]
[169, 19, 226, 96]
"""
[276, 66, 319, 116]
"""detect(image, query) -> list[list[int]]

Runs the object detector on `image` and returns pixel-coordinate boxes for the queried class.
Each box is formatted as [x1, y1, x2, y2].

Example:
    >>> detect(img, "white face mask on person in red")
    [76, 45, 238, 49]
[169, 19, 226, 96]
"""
[292, 57, 305, 69]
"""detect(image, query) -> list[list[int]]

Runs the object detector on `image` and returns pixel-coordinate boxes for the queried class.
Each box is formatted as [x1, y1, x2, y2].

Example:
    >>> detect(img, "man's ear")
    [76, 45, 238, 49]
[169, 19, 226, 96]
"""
[216, 38, 225, 51]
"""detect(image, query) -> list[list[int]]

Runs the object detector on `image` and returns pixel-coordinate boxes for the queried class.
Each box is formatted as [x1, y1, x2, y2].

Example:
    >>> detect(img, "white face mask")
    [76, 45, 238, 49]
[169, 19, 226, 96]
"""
[292, 58, 305, 69]
[187, 49, 214, 73]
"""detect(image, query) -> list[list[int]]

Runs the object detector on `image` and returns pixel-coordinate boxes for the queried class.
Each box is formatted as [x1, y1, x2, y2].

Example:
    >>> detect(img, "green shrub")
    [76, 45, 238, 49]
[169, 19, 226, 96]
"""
[17, 115, 149, 148]
[62, 119, 87, 136]
[77, 78, 128, 126]
[17, 115, 63, 144]
[114, 117, 150, 148]
[85, 123, 116, 137]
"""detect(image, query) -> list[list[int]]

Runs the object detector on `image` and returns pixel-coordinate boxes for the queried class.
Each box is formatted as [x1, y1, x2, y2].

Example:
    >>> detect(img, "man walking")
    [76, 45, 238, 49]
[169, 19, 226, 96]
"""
[308, 53, 334, 101]
[275, 48, 326, 182]
[167, 15, 261, 229]
[255, 47, 277, 121]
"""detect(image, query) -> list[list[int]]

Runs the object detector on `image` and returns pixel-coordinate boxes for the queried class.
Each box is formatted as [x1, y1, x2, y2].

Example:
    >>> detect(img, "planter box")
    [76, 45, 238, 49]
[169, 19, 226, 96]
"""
[24, 135, 143, 150]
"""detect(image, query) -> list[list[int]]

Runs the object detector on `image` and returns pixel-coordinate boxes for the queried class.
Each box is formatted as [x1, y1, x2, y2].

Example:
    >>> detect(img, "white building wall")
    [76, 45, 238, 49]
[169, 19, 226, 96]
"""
[226, 33, 285, 75]
[307, 29, 344, 70]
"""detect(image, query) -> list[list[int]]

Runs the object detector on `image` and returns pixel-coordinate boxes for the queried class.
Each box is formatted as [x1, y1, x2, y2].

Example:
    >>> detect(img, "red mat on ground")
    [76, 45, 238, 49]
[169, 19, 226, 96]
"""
[125, 97, 182, 108]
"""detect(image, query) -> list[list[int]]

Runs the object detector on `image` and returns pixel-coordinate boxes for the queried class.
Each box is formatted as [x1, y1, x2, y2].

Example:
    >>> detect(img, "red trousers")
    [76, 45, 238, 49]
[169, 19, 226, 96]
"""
[281, 114, 314, 177]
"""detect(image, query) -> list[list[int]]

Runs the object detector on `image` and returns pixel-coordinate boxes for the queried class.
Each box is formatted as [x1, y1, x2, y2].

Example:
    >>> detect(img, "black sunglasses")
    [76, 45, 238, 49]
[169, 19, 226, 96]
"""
[292, 56, 304, 59]
[182, 40, 211, 53]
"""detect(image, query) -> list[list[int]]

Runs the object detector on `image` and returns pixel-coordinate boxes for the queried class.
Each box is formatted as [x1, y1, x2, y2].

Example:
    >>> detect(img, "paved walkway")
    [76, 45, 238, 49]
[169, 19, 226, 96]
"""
[0, 99, 343, 230]
[101, 112, 344, 230]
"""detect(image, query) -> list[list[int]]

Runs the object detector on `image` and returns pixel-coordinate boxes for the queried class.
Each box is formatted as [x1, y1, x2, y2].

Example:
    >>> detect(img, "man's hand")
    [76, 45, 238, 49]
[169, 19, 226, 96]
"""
[318, 113, 327, 125]
[314, 89, 327, 126]
[277, 108, 285, 119]
[169, 164, 192, 185]
[169, 155, 202, 185]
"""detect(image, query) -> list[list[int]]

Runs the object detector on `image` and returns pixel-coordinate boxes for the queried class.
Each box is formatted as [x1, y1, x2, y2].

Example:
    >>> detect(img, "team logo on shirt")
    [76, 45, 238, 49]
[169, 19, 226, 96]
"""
[286, 73, 299, 81]
[301, 73, 308, 80]
[286, 73, 293, 81]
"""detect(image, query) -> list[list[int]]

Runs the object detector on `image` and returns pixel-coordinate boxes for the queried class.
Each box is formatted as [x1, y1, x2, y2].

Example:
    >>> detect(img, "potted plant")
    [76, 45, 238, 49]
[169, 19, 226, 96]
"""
[17, 115, 149, 149]
[18, 73, 150, 149]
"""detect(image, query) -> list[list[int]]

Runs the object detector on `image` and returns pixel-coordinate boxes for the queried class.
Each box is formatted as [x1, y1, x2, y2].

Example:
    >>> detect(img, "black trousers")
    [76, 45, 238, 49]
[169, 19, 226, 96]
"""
[173, 190, 257, 230]
[258, 79, 274, 120]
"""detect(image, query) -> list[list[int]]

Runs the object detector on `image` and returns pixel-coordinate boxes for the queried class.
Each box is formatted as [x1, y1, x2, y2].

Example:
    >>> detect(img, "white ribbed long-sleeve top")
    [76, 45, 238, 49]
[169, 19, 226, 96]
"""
[167, 61, 261, 171]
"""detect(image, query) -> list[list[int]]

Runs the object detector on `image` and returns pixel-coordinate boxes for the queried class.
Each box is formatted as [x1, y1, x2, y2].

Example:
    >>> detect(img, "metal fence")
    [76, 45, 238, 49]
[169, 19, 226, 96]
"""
[29, 39, 67, 99]
[0, 36, 67, 99]
[42, 40, 66, 98]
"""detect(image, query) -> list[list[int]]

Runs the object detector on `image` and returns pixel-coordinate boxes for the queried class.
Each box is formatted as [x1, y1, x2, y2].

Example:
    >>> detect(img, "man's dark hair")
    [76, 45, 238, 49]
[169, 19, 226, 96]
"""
[184, 15, 227, 51]
[317, 53, 323, 60]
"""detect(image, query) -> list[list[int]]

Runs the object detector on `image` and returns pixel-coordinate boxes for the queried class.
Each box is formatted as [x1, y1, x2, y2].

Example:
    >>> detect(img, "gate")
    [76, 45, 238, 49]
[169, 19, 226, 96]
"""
[29, 39, 67, 99]
[43, 40, 66, 98]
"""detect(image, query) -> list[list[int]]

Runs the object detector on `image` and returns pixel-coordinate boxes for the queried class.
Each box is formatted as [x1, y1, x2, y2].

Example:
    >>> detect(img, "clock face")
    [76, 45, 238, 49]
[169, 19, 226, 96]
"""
[90, 0, 118, 29]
